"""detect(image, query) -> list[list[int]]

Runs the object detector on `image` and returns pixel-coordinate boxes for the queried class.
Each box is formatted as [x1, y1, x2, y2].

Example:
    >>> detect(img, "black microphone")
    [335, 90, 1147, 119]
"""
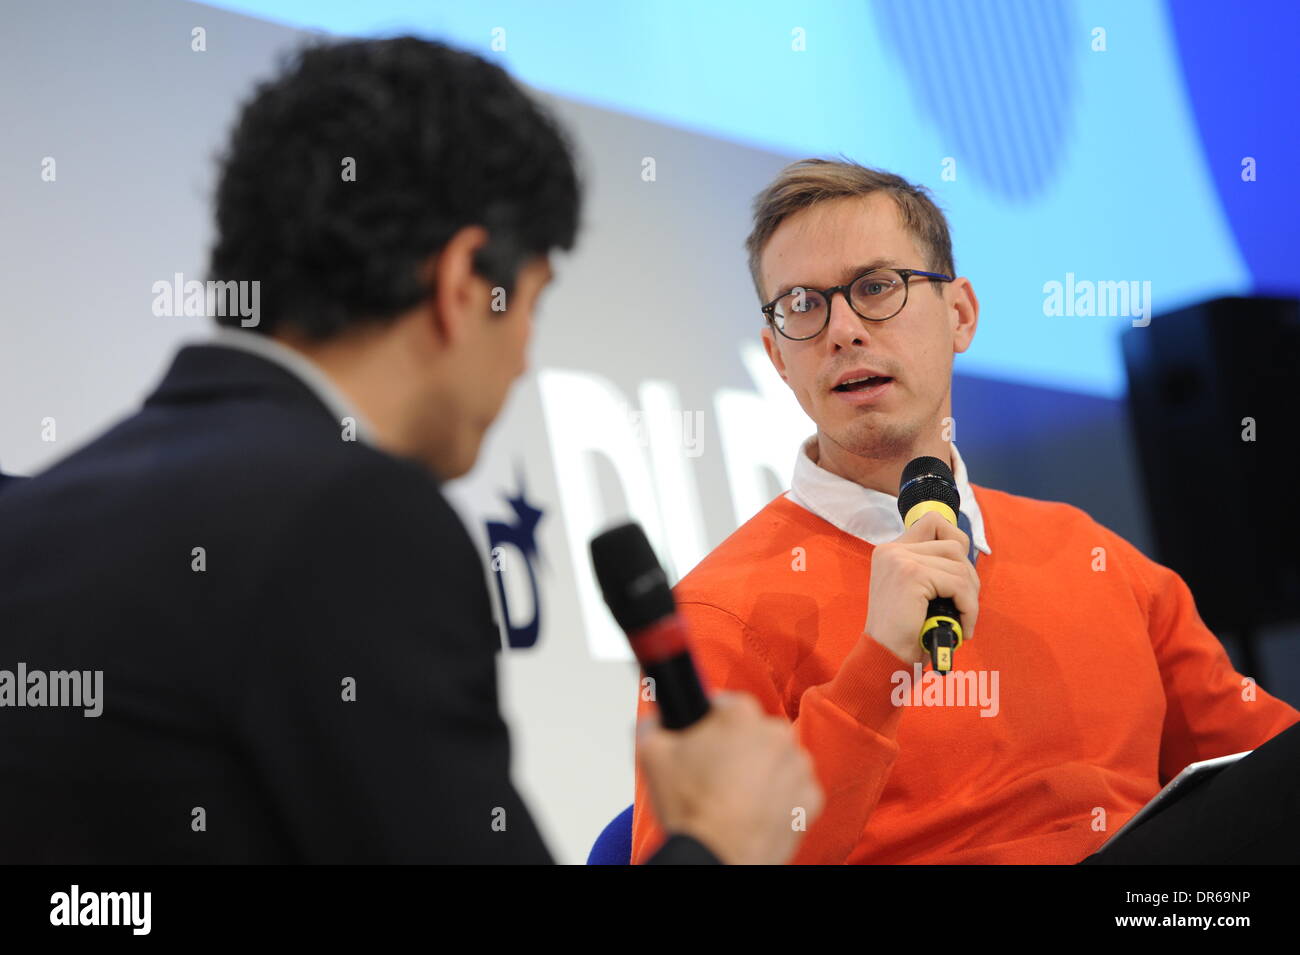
[589, 522, 710, 730]
[897, 455, 965, 674]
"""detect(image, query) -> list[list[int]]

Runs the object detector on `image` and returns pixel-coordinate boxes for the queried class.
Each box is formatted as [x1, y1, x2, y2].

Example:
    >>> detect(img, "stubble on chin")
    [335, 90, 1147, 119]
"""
[828, 417, 916, 462]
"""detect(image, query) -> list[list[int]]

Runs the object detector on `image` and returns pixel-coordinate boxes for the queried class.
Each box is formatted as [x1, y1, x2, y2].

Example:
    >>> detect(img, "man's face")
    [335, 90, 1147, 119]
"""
[759, 194, 975, 462]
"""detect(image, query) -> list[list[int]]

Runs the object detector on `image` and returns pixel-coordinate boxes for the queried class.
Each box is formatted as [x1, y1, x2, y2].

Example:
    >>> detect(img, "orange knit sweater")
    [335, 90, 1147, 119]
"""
[631, 487, 1299, 864]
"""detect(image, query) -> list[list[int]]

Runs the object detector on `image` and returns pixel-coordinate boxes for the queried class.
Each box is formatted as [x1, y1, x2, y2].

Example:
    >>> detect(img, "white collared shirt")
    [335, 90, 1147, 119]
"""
[204, 327, 378, 446]
[786, 434, 991, 559]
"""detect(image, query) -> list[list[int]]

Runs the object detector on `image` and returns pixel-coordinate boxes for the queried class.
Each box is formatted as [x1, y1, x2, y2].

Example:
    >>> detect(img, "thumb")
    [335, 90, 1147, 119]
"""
[899, 509, 950, 543]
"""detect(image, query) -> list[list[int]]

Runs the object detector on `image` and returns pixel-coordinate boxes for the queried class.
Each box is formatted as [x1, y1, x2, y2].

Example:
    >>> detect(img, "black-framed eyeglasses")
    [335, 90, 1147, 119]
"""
[761, 267, 954, 341]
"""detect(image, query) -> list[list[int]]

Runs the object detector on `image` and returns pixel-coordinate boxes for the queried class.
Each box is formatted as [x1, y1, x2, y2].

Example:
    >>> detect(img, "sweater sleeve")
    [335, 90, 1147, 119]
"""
[630, 600, 906, 865]
[1134, 548, 1300, 783]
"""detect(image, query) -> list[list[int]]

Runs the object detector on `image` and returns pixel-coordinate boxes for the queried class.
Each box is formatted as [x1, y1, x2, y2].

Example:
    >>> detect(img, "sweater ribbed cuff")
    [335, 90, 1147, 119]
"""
[818, 635, 909, 730]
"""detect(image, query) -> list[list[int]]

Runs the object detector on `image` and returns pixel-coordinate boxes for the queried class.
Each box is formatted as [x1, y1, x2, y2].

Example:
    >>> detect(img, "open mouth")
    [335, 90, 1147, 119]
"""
[833, 375, 892, 393]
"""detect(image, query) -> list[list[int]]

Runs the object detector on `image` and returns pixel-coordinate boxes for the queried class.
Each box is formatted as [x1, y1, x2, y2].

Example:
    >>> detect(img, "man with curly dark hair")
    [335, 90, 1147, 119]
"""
[0, 37, 820, 865]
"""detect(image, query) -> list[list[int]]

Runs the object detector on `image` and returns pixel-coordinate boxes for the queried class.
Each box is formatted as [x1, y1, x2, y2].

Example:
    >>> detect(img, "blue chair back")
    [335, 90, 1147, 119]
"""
[587, 804, 634, 864]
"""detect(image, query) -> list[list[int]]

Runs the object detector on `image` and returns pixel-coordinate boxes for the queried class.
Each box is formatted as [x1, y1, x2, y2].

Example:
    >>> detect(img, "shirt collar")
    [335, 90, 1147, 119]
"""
[202, 327, 378, 446]
[786, 434, 991, 555]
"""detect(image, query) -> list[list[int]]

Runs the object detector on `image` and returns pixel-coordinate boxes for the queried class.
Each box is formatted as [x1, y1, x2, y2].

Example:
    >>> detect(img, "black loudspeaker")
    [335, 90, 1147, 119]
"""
[1121, 296, 1300, 657]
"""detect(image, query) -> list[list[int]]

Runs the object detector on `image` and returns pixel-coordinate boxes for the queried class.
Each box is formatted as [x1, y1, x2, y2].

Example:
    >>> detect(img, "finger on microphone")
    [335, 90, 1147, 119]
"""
[901, 509, 967, 547]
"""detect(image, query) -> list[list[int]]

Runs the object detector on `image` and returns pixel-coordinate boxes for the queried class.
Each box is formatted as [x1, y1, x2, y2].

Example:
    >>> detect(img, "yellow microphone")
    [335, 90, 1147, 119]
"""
[897, 455, 964, 673]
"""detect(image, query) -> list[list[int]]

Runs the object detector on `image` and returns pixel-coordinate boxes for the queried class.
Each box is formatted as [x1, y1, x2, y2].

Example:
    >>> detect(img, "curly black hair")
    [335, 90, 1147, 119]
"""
[209, 36, 581, 339]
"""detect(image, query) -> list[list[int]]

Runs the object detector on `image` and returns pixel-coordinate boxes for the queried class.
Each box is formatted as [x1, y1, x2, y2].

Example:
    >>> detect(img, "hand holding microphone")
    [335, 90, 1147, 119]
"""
[636, 691, 822, 865]
[863, 456, 980, 672]
[591, 523, 822, 864]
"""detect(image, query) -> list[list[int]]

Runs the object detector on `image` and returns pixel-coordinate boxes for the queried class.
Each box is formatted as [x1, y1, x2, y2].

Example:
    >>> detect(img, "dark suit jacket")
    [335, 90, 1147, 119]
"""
[0, 344, 715, 864]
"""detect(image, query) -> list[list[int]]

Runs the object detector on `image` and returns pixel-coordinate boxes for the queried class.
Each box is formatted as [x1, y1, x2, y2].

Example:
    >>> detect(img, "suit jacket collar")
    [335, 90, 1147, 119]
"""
[146, 342, 339, 421]
[147, 339, 377, 447]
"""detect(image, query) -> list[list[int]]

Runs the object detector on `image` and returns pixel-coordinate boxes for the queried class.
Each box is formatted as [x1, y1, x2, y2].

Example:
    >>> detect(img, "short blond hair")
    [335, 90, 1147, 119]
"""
[744, 158, 955, 303]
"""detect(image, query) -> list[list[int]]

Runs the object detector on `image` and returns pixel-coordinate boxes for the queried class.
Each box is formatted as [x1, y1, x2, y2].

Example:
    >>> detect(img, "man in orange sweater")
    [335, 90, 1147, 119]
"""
[631, 159, 1300, 865]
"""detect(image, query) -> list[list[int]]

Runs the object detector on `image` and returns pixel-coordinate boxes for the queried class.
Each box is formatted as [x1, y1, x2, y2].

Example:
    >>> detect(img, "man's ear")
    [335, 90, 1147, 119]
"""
[950, 277, 979, 355]
[422, 224, 491, 347]
[761, 325, 790, 385]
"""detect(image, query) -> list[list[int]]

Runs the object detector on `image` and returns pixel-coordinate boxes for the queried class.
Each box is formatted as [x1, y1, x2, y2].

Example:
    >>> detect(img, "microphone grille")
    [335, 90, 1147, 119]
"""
[898, 455, 960, 518]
